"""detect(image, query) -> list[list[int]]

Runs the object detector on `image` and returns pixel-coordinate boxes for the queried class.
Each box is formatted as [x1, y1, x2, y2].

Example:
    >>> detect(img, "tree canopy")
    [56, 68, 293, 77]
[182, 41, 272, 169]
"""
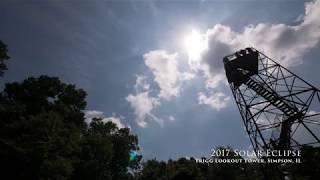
[73, 117, 141, 180]
[0, 76, 140, 180]
[136, 147, 262, 180]
[0, 40, 10, 76]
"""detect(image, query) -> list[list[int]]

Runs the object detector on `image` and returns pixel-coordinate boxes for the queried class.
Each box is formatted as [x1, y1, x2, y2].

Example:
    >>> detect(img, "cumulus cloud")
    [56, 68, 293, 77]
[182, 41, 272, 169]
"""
[134, 75, 150, 92]
[168, 115, 175, 121]
[180, 72, 196, 81]
[126, 50, 196, 127]
[144, 50, 195, 100]
[126, 92, 161, 127]
[84, 110, 104, 124]
[201, 0, 320, 80]
[144, 50, 180, 100]
[198, 92, 230, 111]
[101, 115, 126, 129]
[126, 73, 163, 128]
[191, 0, 320, 109]
[84, 110, 126, 129]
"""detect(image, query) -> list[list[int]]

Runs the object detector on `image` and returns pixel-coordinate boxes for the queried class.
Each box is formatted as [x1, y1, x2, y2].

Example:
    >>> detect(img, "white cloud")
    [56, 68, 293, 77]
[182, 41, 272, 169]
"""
[126, 73, 163, 128]
[201, 0, 320, 77]
[101, 115, 125, 129]
[205, 74, 227, 89]
[191, 0, 320, 109]
[125, 50, 195, 127]
[180, 72, 195, 81]
[168, 115, 175, 121]
[198, 92, 230, 111]
[84, 110, 104, 124]
[134, 75, 150, 92]
[126, 92, 161, 128]
[207, 0, 319, 72]
[84, 110, 126, 129]
[144, 50, 180, 100]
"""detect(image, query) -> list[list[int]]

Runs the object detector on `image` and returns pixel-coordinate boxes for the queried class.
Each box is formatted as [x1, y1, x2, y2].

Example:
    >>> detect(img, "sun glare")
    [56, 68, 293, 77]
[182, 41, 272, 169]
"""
[184, 29, 207, 60]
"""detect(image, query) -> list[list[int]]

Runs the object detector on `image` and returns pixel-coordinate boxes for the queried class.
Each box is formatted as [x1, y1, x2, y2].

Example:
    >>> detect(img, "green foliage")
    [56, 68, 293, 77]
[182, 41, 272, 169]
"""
[0, 76, 140, 180]
[0, 40, 10, 76]
[291, 146, 320, 180]
[72, 118, 141, 180]
[0, 76, 86, 179]
[136, 146, 263, 180]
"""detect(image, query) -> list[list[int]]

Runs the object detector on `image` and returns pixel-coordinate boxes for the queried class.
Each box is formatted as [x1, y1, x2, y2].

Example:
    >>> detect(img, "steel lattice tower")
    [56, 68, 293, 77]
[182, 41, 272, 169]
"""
[223, 48, 320, 155]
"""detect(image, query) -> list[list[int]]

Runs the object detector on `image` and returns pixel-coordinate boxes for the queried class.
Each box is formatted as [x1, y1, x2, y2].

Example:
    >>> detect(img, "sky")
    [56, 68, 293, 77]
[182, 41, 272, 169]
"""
[0, 0, 320, 160]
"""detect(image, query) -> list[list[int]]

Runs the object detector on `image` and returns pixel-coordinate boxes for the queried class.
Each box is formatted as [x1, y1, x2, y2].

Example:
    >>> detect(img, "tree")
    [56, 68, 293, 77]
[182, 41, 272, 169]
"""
[167, 158, 205, 180]
[291, 146, 320, 180]
[136, 159, 168, 180]
[0, 76, 87, 179]
[0, 75, 142, 180]
[0, 40, 10, 76]
[137, 158, 205, 180]
[72, 118, 141, 180]
[206, 146, 250, 180]
[135, 146, 263, 180]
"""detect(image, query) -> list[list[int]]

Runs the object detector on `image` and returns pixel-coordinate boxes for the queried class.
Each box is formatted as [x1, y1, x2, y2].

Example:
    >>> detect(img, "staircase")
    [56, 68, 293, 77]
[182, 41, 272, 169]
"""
[245, 78, 303, 150]
[245, 78, 299, 118]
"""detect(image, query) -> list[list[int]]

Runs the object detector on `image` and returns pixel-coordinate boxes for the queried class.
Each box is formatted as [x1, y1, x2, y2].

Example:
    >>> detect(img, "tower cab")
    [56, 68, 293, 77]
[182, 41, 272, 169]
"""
[223, 48, 259, 87]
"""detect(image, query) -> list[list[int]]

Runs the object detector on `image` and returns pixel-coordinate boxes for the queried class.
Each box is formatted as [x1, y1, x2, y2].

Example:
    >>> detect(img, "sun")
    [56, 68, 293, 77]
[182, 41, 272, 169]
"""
[183, 29, 207, 60]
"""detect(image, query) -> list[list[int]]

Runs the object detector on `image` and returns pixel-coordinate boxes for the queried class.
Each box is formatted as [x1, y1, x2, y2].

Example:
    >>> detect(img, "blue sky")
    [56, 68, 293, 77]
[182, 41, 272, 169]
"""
[1, 0, 320, 160]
